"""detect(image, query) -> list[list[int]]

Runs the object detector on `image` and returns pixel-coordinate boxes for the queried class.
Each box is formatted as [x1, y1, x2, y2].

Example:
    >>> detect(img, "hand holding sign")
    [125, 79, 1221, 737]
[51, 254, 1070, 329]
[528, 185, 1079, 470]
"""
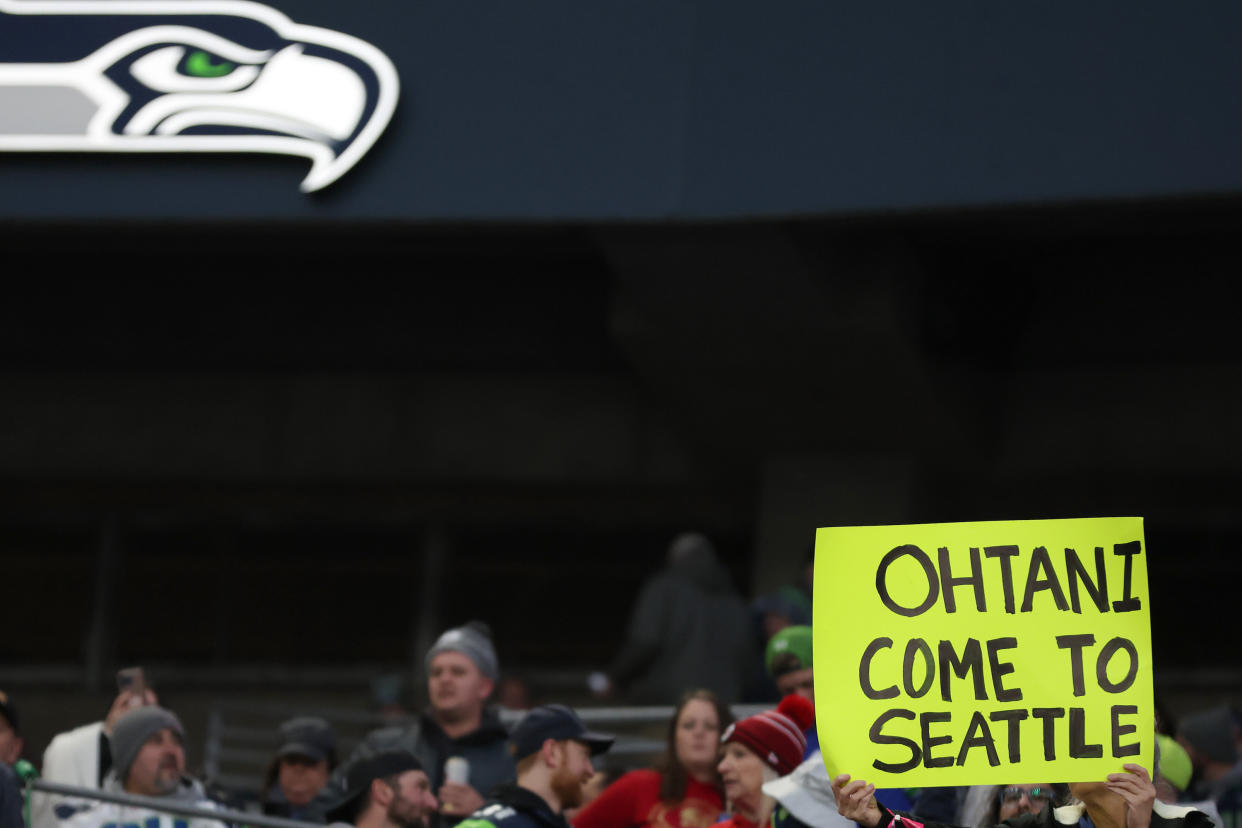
[1106, 764, 1157, 828]
[829, 774, 882, 828]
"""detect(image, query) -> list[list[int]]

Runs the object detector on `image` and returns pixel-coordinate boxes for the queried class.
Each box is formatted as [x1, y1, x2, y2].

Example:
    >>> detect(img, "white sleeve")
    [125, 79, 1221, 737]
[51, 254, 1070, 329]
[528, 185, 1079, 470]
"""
[32, 723, 104, 828]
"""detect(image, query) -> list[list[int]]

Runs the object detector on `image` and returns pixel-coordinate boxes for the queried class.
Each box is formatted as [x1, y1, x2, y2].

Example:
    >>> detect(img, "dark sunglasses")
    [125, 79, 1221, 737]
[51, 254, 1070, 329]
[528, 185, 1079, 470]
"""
[1000, 786, 1051, 804]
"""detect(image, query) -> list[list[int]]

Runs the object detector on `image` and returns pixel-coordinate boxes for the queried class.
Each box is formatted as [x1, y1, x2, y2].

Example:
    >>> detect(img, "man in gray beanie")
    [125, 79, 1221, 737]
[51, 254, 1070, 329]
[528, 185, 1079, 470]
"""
[110, 707, 184, 796]
[61, 706, 226, 828]
[425, 623, 499, 686]
[338, 622, 515, 828]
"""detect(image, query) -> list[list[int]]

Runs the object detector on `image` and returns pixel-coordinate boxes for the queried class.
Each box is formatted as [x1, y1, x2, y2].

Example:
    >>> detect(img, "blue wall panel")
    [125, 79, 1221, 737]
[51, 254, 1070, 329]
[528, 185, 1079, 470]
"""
[2, 0, 1241, 219]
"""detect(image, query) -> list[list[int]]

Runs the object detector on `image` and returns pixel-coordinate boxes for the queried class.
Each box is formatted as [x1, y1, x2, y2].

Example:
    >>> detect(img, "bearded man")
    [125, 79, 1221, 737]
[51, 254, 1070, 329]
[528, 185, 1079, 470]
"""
[60, 707, 226, 828]
[327, 752, 439, 828]
[455, 706, 613, 828]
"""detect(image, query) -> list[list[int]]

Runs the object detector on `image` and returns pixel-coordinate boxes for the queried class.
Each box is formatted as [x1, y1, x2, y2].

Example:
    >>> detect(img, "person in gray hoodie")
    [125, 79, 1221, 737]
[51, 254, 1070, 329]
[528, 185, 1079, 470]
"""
[598, 532, 754, 705]
[336, 622, 516, 828]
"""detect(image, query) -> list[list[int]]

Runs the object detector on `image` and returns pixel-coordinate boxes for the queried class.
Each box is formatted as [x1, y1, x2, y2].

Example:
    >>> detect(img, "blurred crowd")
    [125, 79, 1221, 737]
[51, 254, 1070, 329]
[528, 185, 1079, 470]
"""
[0, 534, 1237, 828]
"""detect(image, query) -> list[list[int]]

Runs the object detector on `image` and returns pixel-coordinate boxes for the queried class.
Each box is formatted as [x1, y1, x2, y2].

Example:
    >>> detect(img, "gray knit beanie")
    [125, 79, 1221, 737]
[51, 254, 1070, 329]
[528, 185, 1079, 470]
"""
[111, 706, 184, 783]
[424, 621, 499, 681]
[1178, 706, 1239, 765]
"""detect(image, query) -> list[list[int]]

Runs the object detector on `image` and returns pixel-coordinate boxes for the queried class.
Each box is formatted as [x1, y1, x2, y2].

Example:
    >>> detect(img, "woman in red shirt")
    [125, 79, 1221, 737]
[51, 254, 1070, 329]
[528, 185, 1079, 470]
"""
[573, 689, 734, 828]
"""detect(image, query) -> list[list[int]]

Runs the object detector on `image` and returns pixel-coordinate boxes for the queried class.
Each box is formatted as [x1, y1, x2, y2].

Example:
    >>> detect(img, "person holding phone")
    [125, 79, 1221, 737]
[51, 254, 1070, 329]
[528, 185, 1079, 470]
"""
[31, 668, 158, 828]
[59, 706, 228, 828]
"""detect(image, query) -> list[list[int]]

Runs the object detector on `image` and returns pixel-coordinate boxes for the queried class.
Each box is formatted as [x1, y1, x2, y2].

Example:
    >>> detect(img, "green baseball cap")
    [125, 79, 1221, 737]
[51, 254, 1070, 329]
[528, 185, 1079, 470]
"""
[766, 625, 813, 677]
[1156, 734, 1192, 791]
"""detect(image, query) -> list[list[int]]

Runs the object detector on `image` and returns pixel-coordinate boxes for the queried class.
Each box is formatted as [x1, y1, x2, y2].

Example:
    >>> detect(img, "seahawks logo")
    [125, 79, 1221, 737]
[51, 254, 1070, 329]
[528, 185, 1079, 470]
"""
[0, 0, 399, 191]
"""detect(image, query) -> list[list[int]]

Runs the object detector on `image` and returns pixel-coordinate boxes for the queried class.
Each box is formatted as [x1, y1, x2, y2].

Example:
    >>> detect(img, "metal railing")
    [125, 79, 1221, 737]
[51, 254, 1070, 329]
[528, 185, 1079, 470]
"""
[26, 780, 320, 828]
[204, 701, 771, 794]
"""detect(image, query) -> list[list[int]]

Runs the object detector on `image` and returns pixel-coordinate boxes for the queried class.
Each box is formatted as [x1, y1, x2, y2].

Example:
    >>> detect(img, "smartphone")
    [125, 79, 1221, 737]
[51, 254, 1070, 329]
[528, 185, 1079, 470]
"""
[116, 667, 146, 703]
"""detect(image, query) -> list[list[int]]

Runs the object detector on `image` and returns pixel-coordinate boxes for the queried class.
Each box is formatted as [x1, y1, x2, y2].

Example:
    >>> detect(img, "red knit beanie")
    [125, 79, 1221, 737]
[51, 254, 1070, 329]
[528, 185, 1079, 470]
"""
[720, 694, 815, 775]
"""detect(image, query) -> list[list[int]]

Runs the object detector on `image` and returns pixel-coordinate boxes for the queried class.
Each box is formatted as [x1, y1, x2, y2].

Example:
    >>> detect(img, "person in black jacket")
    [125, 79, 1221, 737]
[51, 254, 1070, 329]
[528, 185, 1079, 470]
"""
[456, 705, 614, 828]
[0, 762, 23, 828]
[598, 533, 753, 706]
[339, 622, 516, 826]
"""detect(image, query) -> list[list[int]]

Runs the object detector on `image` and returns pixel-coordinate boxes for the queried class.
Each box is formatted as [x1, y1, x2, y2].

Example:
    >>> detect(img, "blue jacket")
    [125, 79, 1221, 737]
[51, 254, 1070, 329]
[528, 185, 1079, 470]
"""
[0, 764, 22, 828]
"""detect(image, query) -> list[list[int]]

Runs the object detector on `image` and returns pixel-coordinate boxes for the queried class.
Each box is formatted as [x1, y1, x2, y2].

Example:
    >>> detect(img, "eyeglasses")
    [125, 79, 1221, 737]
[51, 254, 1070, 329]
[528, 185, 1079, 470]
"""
[999, 786, 1051, 805]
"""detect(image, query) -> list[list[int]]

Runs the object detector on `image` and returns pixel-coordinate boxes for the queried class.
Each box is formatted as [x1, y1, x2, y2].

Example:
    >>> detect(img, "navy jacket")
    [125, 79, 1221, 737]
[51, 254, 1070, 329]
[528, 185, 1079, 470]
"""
[456, 785, 569, 828]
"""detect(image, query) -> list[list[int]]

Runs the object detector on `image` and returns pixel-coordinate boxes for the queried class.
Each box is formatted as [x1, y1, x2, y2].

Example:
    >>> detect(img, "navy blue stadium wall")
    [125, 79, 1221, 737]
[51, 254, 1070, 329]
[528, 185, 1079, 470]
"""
[2, 0, 1242, 220]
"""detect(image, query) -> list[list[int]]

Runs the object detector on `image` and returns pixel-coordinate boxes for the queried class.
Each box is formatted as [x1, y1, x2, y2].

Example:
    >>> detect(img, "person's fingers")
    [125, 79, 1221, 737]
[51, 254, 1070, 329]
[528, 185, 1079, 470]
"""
[834, 779, 869, 816]
[1122, 764, 1150, 781]
[1104, 780, 1141, 803]
[840, 780, 864, 796]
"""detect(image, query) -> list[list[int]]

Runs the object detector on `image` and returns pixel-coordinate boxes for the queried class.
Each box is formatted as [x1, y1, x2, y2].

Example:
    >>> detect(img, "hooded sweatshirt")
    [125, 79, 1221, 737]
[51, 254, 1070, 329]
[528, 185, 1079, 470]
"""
[609, 538, 754, 704]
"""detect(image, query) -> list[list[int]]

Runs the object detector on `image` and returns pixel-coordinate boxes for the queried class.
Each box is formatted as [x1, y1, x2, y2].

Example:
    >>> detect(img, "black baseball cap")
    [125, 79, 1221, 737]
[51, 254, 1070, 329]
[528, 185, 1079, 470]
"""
[276, 717, 336, 764]
[325, 751, 425, 823]
[509, 704, 614, 760]
[0, 691, 18, 734]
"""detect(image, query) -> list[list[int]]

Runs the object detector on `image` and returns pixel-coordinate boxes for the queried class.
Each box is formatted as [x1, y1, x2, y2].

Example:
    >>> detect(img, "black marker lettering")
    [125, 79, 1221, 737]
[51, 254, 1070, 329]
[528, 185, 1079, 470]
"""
[1056, 634, 1095, 697]
[1111, 704, 1141, 757]
[1032, 708, 1065, 761]
[1096, 637, 1138, 694]
[877, 545, 940, 617]
[1112, 541, 1143, 612]
[903, 638, 935, 699]
[1069, 707, 1103, 758]
[989, 709, 1029, 764]
[1021, 546, 1069, 612]
[920, 711, 954, 769]
[870, 709, 920, 774]
[1065, 546, 1109, 614]
[860, 637, 899, 700]
[939, 638, 986, 702]
[984, 546, 1020, 614]
[956, 711, 1000, 767]
[986, 637, 1022, 702]
[939, 546, 986, 613]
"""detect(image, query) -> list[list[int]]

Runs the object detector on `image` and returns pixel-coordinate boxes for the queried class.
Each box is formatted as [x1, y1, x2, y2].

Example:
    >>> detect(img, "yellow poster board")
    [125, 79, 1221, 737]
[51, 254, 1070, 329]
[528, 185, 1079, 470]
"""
[814, 517, 1153, 787]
